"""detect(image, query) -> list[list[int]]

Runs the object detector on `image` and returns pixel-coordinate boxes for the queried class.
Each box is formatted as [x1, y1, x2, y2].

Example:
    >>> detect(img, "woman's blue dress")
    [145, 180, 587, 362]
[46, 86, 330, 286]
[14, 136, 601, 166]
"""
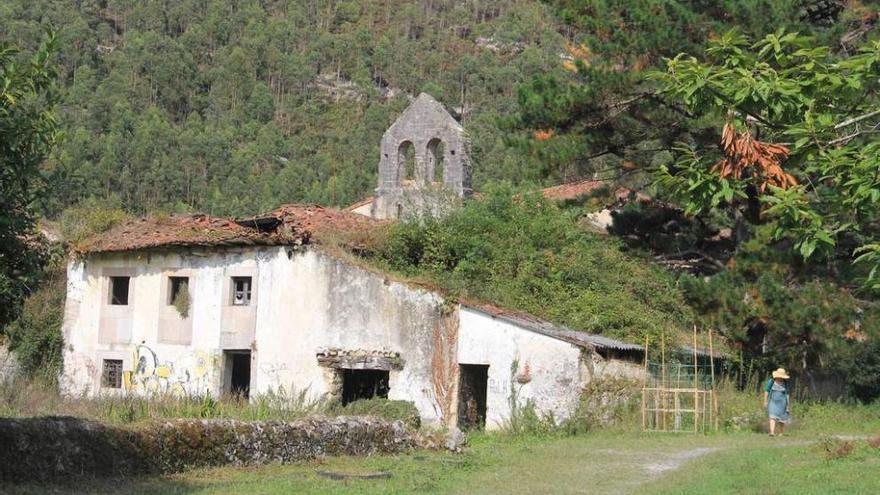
[766, 380, 790, 423]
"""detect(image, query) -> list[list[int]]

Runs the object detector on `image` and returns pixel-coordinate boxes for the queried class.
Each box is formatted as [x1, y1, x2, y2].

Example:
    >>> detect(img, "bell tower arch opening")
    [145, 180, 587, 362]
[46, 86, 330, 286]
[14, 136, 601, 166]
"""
[398, 140, 417, 185]
[427, 138, 446, 185]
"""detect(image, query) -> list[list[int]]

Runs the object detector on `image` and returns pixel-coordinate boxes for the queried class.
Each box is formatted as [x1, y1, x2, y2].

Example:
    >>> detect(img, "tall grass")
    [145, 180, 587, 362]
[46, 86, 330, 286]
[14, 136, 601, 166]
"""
[0, 380, 327, 425]
[713, 375, 880, 434]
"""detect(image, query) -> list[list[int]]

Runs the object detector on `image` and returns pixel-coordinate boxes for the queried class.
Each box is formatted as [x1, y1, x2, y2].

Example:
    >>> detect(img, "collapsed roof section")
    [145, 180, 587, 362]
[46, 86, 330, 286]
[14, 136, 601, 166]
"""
[72, 204, 382, 255]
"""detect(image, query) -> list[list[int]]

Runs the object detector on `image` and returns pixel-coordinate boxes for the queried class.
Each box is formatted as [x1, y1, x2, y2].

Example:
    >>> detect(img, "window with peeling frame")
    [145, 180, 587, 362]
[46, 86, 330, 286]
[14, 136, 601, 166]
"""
[231, 277, 252, 306]
[101, 359, 123, 388]
[109, 276, 130, 305]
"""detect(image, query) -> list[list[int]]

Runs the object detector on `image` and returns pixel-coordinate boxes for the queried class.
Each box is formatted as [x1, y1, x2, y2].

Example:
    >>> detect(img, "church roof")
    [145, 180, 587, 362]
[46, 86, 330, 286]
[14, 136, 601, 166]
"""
[73, 205, 382, 254]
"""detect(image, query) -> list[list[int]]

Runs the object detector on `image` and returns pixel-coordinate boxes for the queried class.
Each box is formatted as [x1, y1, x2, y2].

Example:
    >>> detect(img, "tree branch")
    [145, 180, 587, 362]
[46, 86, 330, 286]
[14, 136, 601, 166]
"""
[834, 109, 880, 130]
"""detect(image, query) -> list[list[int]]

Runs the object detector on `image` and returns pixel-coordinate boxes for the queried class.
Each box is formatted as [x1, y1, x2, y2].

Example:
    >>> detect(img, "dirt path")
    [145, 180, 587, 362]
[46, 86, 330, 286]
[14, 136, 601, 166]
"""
[454, 436, 728, 495]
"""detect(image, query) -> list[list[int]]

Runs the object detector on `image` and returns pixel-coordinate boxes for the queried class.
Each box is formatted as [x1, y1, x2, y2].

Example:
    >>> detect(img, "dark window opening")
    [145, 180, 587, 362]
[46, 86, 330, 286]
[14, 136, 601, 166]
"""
[341, 369, 389, 405]
[231, 276, 252, 306]
[168, 276, 189, 305]
[224, 351, 251, 398]
[101, 359, 123, 388]
[458, 364, 489, 430]
[109, 276, 130, 305]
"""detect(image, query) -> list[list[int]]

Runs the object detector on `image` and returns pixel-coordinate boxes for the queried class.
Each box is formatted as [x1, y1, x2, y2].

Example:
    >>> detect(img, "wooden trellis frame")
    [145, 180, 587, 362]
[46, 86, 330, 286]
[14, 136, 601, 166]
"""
[641, 326, 718, 433]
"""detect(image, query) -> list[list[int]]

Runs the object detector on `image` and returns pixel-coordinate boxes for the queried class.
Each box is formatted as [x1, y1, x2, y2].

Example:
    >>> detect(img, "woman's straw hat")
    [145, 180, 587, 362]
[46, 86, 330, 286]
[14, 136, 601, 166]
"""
[772, 368, 790, 380]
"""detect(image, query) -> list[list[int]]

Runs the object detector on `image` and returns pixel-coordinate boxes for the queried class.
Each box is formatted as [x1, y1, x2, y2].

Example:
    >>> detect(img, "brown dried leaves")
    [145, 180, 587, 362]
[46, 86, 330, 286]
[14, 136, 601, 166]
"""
[712, 123, 797, 192]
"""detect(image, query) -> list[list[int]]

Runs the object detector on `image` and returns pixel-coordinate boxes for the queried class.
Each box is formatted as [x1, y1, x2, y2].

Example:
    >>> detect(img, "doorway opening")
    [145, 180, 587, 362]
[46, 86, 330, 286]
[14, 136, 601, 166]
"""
[458, 364, 489, 430]
[224, 350, 251, 398]
[341, 369, 389, 405]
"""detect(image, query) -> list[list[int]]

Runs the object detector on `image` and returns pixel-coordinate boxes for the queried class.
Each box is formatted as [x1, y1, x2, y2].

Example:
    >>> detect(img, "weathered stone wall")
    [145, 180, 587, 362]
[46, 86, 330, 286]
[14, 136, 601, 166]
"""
[0, 341, 20, 384]
[373, 93, 471, 220]
[62, 247, 280, 397]
[0, 416, 413, 482]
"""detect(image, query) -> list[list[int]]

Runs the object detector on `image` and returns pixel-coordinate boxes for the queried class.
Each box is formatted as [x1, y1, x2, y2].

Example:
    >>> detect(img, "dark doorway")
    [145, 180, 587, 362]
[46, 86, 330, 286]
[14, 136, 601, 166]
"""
[458, 364, 489, 430]
[341, 369, 390, 405]
[224, 351, 251, 398]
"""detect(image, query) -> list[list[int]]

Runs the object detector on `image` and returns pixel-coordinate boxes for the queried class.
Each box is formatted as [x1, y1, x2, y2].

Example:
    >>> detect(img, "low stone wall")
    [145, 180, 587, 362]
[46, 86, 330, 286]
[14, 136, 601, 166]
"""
[0, 415, 413, 482]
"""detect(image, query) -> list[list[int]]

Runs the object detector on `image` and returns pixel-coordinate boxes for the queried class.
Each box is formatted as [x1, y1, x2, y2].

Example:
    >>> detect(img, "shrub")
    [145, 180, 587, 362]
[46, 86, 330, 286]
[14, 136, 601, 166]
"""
[816, 436, 855, 461]
[58, 198, 130, 244]
[4, 271, 65, 384]
[370, 183, 691, 343]
[563, 377, 641, 434]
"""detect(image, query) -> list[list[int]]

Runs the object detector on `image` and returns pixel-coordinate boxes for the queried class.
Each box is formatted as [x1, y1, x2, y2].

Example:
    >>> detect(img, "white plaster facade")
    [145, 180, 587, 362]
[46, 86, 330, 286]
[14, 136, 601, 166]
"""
[62, 244, 641, 429]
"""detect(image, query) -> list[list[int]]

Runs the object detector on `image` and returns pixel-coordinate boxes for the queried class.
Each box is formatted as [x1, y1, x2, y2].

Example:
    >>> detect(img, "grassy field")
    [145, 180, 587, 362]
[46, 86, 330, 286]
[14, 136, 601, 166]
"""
[3, 381, 879, 494]
[5, 428, 879, 495]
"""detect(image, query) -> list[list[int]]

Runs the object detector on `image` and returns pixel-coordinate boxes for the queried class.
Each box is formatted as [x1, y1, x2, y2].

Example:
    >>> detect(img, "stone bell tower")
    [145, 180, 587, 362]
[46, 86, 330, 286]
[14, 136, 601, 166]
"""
[371, 93, 471, 220]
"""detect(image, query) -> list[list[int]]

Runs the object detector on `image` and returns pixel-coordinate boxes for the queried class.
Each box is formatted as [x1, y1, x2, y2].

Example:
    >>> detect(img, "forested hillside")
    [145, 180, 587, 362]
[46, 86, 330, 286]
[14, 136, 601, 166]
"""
[3, 0, 880, 399]
[2, 0, 569, 216]
[1, 0, 856, 217]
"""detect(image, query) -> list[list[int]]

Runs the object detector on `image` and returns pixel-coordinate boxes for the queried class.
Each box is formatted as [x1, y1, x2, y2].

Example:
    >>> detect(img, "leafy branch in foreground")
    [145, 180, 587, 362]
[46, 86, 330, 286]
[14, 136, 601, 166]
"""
[652, 31, 880, 290]
[0, 32, 58, 328]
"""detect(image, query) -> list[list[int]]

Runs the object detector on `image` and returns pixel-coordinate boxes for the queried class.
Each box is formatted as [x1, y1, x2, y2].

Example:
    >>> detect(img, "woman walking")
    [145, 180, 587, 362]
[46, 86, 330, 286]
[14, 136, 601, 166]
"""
[763, 368, 791, 436]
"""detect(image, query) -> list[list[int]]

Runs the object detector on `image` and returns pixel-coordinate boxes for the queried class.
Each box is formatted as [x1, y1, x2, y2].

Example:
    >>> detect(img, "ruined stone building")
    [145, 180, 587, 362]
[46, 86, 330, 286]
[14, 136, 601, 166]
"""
[61, 95, 643, 430]
[349, 93, 471, 220]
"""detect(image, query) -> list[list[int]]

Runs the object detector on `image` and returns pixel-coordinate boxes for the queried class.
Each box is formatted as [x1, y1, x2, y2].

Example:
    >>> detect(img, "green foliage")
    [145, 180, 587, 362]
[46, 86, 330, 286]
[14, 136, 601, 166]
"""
[0, 33, 58, 329]
[4, 271, 65, 384]
[1, 0, 567, 217]
[0, 382, 326, 424]
[172, 281, 191, 319]
[513, 0, 825, 182]
[680, 252, 880, 400]
[57, 197, 130, 244]
[372, 183, 691, 341]
[653, 32, 880, 289]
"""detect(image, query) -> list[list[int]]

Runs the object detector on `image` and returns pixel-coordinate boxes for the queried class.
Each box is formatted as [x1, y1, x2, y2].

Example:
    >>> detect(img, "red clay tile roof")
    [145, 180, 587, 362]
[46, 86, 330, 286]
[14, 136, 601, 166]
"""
[74, 205, 383, 254]
[344, 196, 374, 211]
[541, 180, 652, 205]
[541, 180, 608, 201]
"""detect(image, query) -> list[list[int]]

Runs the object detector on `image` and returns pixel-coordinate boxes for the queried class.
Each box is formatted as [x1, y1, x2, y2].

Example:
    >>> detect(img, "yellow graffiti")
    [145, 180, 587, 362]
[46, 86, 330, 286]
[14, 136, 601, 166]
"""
[124, 344, 217, 395]
[156, 365, 172, 379]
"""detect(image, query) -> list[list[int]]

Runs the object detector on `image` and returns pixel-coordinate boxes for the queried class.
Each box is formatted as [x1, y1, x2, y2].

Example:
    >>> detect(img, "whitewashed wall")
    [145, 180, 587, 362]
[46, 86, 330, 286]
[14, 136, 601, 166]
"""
[62, 248, 271, 397]
[251, 249, 449, 425]
[457, 308, 584, 429]
[63, 245, 630, 429]
[62, 246, 452, 425]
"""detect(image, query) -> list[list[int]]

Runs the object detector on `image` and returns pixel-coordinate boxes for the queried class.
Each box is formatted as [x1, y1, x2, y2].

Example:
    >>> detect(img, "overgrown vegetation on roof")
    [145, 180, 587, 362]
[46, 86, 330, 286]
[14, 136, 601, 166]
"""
[362, 184, 692, 343]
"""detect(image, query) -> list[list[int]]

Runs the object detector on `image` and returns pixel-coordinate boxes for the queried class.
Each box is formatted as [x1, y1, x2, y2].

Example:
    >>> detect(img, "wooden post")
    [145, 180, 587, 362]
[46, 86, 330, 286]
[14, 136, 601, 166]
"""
[642, 334, 649, 430]
[693, 325, 699, 433]
[709, 328, 718, 431]
[661, 336, 667, 431]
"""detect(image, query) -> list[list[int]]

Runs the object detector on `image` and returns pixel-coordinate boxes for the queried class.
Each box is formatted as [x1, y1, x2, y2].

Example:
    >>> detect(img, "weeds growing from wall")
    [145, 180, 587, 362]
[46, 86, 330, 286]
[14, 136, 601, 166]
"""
[172, 282, 191, 318]
[368, 184, 692, 343]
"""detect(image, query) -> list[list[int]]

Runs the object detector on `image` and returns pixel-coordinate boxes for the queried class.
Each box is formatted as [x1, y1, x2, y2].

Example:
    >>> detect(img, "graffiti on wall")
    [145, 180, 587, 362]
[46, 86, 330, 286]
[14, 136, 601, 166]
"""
[124, 345, 216, 395]
[259, 361, 289, 385]
[429, 308, 459, 424]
